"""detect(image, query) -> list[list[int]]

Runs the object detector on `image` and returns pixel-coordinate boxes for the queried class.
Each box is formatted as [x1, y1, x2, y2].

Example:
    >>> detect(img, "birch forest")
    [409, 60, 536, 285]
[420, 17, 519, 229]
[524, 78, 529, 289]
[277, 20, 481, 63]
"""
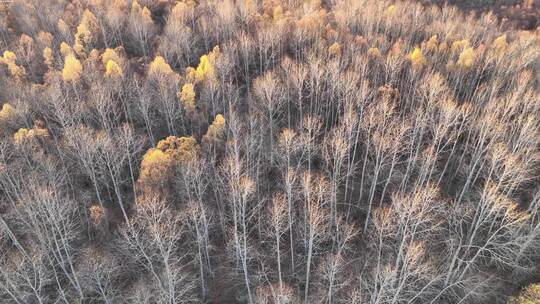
[0, 0, 539, 303]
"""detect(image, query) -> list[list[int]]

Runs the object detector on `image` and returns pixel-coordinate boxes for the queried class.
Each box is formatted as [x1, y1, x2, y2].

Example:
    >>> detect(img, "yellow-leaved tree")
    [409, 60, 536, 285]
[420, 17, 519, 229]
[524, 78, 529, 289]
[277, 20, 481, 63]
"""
[509, 283, 540, 304]
[62, 54, 83, 82]
[1, 51, 25, 79]
[60, 42, 74, 57]
[57, 19, 70, 37]
[13, 128, 29, 144]
[367, 47, 381, 59]
[179, 83, 196, 114]
[425, 35, 438, 52]
[37, 31, 53, 46]
[102, 48, 123, 66]
[2, 50, 16, 63]
[186, 46, 220, 83]
[408, 47, 426, 68]
[138, 136, 201, 191]
[148, 55, 175, 77]
[273, 5, 283, 21]
[170, 1, 193, 21]
[43, 47, 54, 67]
[451, 39, 469, 53]
[74, 10, 100, 56]
[202, 114, 226, 147]
[105, 60, 123, 78]
[457, 47, 475, 68]
[131, 0, 143, 14]
[492, 34, 507, 54]
[0, 103, 15, 122]
[385, 5, 396, 16]
[132, 0, 153, 26]
[13, 122, 49, 144]
[328, 42, 342, 56]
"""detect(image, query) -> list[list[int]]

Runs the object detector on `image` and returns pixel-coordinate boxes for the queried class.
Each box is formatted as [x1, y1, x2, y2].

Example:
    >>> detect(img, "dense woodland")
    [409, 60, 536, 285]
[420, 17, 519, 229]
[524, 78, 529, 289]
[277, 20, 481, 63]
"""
[0, 0, 539, 303]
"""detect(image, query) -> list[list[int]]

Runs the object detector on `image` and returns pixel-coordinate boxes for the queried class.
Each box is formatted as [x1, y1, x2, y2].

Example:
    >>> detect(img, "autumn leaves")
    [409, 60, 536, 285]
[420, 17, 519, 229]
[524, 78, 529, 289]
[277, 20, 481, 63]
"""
[139, 46, 223, 199]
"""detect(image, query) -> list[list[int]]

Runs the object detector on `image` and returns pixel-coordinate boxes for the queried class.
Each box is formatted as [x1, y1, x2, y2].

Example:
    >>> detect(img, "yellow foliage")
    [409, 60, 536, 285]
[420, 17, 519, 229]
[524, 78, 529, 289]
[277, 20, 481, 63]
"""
[105, 60, 123, 78]
[62, 54, 83, 82]
[1, 51, 25, 78]
[187, 46, 220, 83]
[325, 28, 338, 40]
[32, 127, 49, 138]
[296, 10, 325, 32]
[179, 83, 196, 113]
[13, 125, 49, 144]
[386, 5, 396, 15]
[171, 1, 191, 20]
[155, 136, 200, 163]
[131, 0, 153, 24]
[328, 42, 342, 56]
[457, 47, 475, 68]
[141, 148, 170, 172]
[74, 10, 99, 55]
[409, 47, 426, 68]
[43, 47, 54, 66]
[492, 34, 507, 53]
[8, 64, 25, 78]
[88, 49, 100, 62]
[19, 34, 34, 50]
[73, 42, 86, 57]
[37, 31, 53, 47]
[102, 48, 122, 66]
[76, 23, 91, 45]
[139, 135, 201, 183]
[0, 103, 15, 121]
[426, 35, 438, 52]
[367, 47, 381, 58]
[197, 55, 212, 80]
[451, 39, 469, 52]
[273, 5, 283, 20]
[2, 51, 16, 64]
[13, 128, 29, 144]
[60, 42, 74, 57]
[138, 145, 171, 187]
[148, 55, 174, 77]
[141, 7, 153, 25]
[80, 9, 99, 33]
[57, 19, 70, 35]
[185, 67, 196, 79]
[204, 114, 226, 141]
[208, 45, 220, 62]
[131, 0, 142, 14]
[509, 283, 540, 304]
